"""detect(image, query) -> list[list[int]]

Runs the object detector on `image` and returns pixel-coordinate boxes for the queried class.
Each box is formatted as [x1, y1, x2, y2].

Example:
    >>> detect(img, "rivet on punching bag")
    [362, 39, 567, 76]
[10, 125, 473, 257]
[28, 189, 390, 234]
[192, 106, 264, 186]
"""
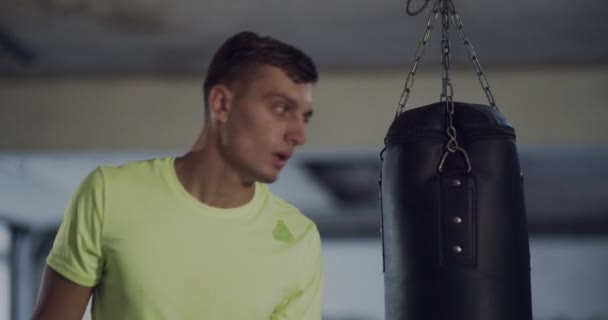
[379, 0, 533, 319]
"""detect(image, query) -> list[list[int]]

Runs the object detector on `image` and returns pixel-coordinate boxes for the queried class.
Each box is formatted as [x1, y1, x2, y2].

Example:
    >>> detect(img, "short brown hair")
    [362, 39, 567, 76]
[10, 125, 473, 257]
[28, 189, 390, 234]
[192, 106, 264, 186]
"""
[203, 31, 318, 112]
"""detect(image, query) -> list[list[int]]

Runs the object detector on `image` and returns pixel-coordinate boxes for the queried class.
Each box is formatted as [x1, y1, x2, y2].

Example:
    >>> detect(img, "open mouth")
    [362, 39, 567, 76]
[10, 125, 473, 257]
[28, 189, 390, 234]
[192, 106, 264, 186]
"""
[273, 152, 292, 167]
[275, 153, 289, 162]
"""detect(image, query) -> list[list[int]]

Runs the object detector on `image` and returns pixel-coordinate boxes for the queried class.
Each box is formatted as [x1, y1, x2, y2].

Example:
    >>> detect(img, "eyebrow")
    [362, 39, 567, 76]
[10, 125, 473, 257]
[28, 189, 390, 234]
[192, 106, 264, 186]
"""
[263, 92, 297, 104]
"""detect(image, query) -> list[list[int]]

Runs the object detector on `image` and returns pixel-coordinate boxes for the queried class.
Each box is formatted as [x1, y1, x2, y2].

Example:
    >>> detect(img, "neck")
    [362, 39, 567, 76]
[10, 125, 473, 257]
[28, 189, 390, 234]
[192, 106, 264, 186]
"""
[175, 132, 255, 209]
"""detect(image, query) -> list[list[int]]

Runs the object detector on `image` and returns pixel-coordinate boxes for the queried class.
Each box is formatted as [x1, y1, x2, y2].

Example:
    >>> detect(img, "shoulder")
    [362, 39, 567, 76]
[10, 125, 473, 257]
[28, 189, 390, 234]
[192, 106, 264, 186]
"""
[264, 188, 321, 246]
[73, 157, 170, 203]
[95, 157, 170, 188]
[99, 157, 167, 179]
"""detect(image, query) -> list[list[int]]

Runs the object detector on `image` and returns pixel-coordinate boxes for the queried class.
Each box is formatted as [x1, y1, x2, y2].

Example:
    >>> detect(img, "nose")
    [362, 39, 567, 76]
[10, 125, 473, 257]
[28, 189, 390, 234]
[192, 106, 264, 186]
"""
[287, 119, 307, 146]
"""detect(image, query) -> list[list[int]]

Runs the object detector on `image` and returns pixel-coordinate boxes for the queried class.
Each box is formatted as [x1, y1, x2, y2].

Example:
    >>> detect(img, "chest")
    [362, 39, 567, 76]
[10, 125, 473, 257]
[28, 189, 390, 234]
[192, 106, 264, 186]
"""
[99, 213, 301, 318]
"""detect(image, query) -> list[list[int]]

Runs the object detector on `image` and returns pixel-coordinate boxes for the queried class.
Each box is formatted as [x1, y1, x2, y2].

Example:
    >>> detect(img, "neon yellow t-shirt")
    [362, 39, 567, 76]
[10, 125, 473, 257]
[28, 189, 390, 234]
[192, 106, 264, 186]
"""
[47, 157, 323, 320]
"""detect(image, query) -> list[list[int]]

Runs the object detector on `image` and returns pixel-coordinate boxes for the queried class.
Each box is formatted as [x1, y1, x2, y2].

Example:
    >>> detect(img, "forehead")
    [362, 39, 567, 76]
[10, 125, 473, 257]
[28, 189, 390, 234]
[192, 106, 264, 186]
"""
[238, 65, 314, 104]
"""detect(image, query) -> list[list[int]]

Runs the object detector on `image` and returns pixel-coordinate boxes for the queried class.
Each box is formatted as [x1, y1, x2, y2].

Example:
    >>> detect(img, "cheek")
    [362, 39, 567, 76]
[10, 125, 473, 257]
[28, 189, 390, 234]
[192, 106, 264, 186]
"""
[223, 101, 293, 155]
[223, 112, 274, 154]
[242, 109, 285, 142]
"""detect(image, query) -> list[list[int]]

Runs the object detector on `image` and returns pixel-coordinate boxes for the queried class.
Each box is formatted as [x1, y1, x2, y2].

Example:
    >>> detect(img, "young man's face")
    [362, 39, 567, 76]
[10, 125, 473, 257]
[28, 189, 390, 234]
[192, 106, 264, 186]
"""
[218, 64, 314, 183]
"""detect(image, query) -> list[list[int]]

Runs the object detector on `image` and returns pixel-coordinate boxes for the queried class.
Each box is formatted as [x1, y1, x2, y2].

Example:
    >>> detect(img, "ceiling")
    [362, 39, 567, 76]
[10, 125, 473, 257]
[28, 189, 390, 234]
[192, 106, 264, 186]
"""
[1, 0, 607, 75]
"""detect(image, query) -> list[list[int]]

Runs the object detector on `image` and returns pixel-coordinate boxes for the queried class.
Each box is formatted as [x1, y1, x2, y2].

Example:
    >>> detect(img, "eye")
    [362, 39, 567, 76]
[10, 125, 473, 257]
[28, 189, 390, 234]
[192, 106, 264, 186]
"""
[273, 103, 289, 114]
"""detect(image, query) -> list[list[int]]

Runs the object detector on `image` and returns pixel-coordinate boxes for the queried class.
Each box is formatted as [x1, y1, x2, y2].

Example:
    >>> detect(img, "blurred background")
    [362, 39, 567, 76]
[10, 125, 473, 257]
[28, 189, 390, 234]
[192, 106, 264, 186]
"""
[1, 0, 608, 319]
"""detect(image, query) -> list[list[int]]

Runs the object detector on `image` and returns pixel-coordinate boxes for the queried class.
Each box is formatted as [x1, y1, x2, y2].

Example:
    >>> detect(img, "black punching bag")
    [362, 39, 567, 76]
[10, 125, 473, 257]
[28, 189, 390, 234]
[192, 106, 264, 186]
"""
[380, 101, 533, 320]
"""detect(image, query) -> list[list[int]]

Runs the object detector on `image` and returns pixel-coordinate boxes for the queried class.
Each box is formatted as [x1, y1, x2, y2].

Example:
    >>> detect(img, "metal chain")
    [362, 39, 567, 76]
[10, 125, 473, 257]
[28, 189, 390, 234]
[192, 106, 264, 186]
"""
[440, 0, 459, 153]
[437, 0, 472, 173]
[395, 0, 440, 117]
[406, 0, 432, 16]
[447, 0, 498, 111]
[395, 0, 499, 115]
[394, 0, 485, 173]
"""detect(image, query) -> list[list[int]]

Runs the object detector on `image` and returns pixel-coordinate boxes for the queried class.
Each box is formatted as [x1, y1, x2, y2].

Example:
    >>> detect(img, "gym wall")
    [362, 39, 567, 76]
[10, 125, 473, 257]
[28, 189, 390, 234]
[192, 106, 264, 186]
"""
[1, 65, 606, 151]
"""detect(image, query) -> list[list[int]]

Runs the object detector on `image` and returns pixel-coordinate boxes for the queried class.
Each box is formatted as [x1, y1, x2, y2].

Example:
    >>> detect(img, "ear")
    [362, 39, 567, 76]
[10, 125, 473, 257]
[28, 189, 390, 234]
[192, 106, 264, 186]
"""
[207, 84, 233, 123]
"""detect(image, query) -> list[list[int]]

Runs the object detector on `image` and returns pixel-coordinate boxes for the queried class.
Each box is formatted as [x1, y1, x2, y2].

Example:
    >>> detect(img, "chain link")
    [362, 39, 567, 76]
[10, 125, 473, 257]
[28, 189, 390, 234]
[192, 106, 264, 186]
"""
[439, 0, 460, 153]
[406, 0, 432, 16]
[448, 0, 498, 111]
[395, 0, 491, 173]
[395, 0, 440, 117]
[395, 0, 499, 115]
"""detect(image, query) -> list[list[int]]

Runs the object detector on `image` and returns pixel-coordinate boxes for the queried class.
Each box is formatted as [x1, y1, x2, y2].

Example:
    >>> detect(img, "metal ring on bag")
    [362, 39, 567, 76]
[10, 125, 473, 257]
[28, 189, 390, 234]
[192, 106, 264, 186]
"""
[438, 146, 472, 173]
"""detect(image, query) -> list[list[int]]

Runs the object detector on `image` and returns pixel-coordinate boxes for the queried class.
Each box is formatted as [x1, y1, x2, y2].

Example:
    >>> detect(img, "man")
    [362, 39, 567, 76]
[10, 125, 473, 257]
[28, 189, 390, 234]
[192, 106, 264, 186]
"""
[32, 31, 323, 320]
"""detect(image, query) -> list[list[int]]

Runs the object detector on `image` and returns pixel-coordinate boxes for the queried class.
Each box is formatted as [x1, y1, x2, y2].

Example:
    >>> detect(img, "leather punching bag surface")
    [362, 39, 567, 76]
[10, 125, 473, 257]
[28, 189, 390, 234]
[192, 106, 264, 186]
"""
[380, 101, 533, 320]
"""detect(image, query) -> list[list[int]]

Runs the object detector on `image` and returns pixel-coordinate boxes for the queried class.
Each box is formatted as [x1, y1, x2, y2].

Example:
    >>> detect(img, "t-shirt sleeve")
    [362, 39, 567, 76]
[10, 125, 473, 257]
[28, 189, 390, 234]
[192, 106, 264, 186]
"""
[46, 167, 106, 287]
[271, 224, 324, 320]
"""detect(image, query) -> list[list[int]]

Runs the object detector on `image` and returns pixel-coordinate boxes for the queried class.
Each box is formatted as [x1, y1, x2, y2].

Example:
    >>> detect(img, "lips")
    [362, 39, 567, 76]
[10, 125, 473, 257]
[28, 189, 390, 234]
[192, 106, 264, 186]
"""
[272, 152, 292, 168]
[275, 152, 291, 162]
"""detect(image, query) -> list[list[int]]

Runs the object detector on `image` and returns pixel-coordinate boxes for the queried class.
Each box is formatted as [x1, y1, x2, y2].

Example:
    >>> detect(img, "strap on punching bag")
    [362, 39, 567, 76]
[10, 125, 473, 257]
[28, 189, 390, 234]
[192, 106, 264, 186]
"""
[435, 0, 477, 268]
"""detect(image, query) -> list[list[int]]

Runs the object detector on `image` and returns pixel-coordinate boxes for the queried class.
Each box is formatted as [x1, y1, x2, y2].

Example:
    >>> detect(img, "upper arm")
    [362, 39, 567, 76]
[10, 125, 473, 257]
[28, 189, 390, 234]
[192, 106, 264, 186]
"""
[46, 167, 106, 286]
[32, 265, 93, 320]
[33, 167, 108, 319]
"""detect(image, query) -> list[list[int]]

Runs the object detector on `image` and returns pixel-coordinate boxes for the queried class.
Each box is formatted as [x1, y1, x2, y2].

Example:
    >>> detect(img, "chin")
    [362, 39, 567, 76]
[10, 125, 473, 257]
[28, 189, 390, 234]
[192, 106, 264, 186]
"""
[254, 169, 280, 183]
[257, 174, 279, 184]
